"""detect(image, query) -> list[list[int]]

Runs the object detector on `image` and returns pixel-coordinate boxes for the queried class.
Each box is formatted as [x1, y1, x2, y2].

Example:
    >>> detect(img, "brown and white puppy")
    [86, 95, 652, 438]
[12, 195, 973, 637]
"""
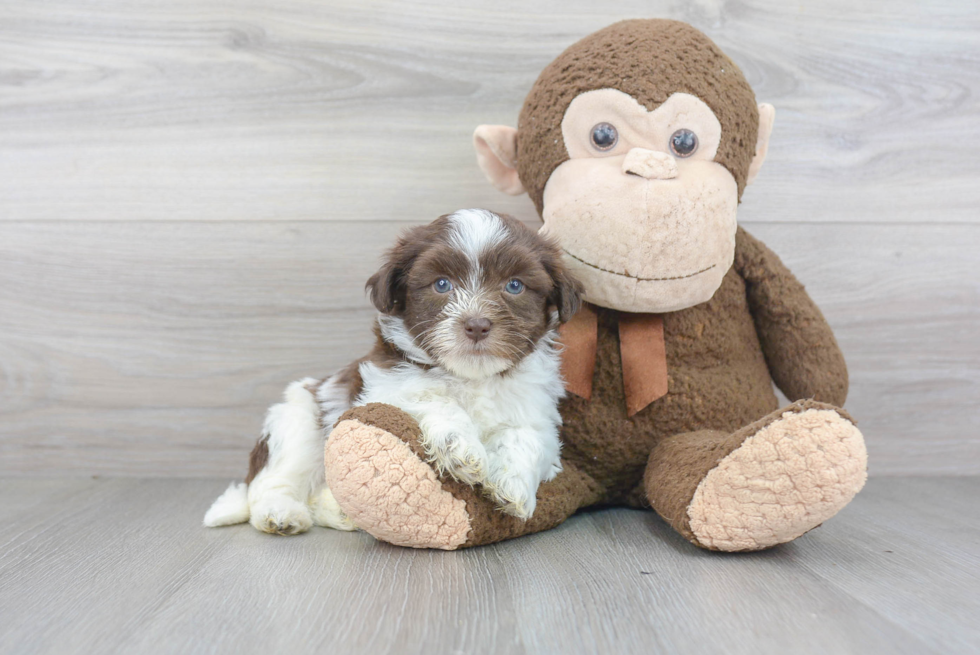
[204, 209, 582, 534]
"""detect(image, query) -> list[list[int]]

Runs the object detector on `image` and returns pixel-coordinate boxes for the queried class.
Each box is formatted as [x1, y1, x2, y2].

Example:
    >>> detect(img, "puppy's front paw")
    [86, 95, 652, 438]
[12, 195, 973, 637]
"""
[485, 471, 537, 520]
[425, 431, 489, 487]
[250, 497, 313, 536]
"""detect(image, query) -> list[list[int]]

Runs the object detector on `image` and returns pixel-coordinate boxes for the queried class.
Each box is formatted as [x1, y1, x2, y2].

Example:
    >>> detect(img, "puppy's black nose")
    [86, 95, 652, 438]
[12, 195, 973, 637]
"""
[464, 317, 492, 343]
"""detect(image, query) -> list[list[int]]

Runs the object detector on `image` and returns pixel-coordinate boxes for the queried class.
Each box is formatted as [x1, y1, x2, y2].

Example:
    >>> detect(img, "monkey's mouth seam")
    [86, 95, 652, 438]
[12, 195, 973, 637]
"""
[562, 249, 716, 282]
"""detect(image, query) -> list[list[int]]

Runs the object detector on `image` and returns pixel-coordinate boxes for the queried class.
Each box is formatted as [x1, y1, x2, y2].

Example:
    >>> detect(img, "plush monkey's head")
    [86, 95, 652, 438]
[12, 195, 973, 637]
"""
[474, 19, 775, 313]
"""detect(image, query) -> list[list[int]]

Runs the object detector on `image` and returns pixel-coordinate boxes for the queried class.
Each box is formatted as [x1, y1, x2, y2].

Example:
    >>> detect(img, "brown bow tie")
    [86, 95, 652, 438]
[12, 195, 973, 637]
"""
[558, 304, 669, 416]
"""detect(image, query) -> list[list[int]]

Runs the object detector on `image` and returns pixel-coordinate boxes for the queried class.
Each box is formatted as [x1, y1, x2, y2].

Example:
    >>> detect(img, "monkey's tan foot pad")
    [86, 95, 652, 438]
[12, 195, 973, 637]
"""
[324, 403, 471, 550]
[688, 401, 868, 552]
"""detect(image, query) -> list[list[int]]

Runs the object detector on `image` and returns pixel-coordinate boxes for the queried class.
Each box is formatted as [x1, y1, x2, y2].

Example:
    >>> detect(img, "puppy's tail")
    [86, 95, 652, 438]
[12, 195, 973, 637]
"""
[203, 482, 250, 527]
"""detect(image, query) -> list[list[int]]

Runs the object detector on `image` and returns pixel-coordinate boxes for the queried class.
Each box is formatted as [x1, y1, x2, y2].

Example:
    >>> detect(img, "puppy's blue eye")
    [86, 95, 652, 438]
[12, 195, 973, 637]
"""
[505, 279, 525, 295]
[433, 278, 453, 294]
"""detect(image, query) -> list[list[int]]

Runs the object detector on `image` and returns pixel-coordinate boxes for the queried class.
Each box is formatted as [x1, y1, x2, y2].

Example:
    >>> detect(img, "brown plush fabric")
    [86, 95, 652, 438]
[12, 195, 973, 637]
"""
[643, 428, 730, 543]
[517, 19, 759, 213]
[735, 229, 850, 406]
[556, 227, 850, 502]
[557, 236, 780, 502]
[329, 225, 855, 550]
[643, 399, 854, 546]
[458, 461, 604, 548]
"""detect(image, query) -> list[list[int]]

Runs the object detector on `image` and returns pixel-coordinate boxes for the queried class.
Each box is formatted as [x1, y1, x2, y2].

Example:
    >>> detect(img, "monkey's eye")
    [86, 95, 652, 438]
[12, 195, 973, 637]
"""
[669, 129, 698, 157]
[505, 279, 525, 295]
[433, 278, 453, 294]
[590, 123, 618, 151]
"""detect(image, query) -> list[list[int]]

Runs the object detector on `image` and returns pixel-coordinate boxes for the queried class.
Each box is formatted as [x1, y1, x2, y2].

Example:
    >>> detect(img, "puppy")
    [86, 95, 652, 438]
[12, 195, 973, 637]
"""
[204, 209, 583, 535]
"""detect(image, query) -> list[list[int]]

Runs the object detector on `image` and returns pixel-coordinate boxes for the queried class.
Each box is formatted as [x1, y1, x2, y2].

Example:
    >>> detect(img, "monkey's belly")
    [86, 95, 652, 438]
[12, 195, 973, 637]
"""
[559, 271, 779, 500]
[559, 358, 778, 500]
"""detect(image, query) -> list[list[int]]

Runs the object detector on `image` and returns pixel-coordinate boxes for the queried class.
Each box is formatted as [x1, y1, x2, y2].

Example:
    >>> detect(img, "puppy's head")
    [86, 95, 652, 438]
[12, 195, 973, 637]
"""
[367, 209, 583, 379]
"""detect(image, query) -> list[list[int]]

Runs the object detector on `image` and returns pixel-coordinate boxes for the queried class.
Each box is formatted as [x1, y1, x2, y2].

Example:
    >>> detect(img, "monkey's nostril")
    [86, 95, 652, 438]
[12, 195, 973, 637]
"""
[464, 317, 492, 343]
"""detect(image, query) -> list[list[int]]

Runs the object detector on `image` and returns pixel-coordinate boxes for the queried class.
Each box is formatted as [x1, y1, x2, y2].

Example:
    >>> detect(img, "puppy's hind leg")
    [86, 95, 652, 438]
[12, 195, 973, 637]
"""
[247, 379, 324, 535]
[311, 486, 356, 531]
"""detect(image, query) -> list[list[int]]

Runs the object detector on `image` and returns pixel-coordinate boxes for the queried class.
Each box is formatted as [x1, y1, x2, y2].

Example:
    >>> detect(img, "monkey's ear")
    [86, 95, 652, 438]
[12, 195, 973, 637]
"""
[746, 103, 775, 186]
[473, 125, 526, 196]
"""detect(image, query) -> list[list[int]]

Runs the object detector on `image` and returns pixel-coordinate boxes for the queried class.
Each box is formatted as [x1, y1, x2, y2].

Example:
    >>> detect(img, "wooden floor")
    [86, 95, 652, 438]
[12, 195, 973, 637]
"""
[1, 477, 977, 655]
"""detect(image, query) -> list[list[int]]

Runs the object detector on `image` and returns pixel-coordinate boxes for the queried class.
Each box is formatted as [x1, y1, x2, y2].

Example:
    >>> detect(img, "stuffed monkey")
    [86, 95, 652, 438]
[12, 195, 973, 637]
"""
[324, 19, 867, 551]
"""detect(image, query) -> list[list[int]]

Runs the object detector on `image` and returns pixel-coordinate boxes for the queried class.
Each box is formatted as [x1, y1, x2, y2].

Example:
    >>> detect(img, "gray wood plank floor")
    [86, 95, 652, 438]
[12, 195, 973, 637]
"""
[1, 477, 977, 655]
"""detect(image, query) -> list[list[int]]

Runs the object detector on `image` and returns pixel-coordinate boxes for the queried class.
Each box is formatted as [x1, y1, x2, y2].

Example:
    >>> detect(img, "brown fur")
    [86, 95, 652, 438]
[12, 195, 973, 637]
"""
[516, 19, 759, 213]
[324, 323, 431, 413]
[244, 436, 269, 485]
[305, 210, 582, 443]
[366, 212, 582, 367]
[366, 220, 446, 315]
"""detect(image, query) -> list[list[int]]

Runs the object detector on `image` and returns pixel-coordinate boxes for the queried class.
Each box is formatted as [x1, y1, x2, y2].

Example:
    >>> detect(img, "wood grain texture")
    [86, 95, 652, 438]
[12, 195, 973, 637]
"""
[1, 220, 977, 477]
[1, 0, 978, 476]
[1, 0, 978, 223]
[0, 477, 977, 654]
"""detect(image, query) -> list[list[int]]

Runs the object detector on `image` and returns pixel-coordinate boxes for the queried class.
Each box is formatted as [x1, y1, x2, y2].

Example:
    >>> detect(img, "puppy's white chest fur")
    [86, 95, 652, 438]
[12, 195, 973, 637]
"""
[350, 318, 566, 519]
[363, 318, 563, 437]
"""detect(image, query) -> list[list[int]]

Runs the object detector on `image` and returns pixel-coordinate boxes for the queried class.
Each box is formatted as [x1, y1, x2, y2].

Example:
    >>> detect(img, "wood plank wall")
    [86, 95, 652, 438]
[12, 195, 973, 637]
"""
[1, 0, 978, 476]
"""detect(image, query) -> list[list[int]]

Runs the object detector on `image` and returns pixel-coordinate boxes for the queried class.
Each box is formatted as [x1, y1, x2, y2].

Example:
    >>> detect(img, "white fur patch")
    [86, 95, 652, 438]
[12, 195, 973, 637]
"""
[244, 379, 333, 535]
[203, 482, 249, 527]
[446, 208, 507, 287]
[356, 331, 565, 518]
[417, 287, 513, 380]
[377, 314, 435, 366]
[311, 486, 356, 531]
[315, 371, 354, 430]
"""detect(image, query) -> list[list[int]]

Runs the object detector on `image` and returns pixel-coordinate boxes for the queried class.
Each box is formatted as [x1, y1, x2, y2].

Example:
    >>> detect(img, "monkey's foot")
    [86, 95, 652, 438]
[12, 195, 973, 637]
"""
[325, 404, 601, 550]
[647, 400, 868, 552]
[325, 404, 472, 550]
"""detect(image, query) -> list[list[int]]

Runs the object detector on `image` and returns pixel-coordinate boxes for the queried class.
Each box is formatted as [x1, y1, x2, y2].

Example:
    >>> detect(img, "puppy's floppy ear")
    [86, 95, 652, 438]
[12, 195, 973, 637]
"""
[366, 256, 404, 314]
[547, 259, 584, 324]
[366, 222, 439, 314]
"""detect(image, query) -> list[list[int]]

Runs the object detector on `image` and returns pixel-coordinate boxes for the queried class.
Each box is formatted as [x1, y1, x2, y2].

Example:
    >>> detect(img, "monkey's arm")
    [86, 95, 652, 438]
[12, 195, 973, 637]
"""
[734, 227, 848, 406]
